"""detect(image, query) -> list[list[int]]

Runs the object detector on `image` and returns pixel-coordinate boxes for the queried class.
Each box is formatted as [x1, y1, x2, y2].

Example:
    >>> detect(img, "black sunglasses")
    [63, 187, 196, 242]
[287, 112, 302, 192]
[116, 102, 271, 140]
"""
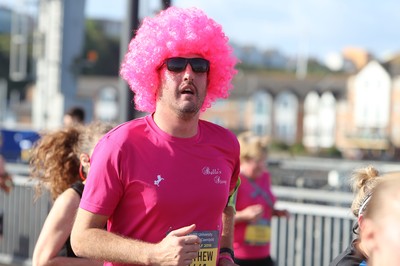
[161, 57, 210, 73]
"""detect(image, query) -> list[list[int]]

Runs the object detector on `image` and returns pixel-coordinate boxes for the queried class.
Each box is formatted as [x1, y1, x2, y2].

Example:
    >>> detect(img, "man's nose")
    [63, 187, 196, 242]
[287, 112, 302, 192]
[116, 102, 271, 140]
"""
[183, 64, 195, 81]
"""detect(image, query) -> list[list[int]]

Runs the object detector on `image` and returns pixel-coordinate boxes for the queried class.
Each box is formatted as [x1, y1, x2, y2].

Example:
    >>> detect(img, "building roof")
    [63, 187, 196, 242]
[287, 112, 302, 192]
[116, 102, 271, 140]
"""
[382, 52, 400, 77]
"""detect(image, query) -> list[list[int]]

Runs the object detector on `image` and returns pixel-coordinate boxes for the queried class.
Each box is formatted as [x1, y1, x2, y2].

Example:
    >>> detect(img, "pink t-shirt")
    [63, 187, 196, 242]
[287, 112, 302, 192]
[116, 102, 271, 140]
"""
[233, 171, 277, 260]
[80, 115, 240, 265]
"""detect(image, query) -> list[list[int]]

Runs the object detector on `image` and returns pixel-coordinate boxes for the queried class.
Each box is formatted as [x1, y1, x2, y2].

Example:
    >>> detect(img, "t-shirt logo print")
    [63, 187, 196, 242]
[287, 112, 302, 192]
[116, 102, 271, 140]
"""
[202, 166, 227, 185]
[154, 174, 164, 187]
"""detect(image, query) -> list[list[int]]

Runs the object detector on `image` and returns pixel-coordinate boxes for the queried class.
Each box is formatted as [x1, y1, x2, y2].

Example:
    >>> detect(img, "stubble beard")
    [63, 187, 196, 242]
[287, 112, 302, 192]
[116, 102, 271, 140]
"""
[175, 100, 201, 120]
[157, 82, 205, 120]
[173, 87, 204, 120]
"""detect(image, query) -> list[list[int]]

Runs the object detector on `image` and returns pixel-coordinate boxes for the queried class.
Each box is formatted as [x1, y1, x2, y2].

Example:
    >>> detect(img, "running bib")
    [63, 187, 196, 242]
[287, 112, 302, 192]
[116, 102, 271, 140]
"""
[244, 219, 271, 246]
[190, 231, 219, 266]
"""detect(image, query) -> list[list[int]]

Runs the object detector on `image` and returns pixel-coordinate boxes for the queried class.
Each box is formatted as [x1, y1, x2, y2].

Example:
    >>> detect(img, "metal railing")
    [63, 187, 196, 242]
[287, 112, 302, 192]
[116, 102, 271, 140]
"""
[0, 175, 356, 266]
[271, 186, 355, 266]
[271, 201, 354, 266]
[0, 176, 50, 266]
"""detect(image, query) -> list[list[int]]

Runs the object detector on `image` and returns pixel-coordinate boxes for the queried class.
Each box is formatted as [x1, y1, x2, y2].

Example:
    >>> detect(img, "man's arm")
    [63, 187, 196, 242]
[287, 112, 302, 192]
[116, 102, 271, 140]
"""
[219, 177, 240, 265]
[71, 208, 201, 266]
[219, 205, 237, 266]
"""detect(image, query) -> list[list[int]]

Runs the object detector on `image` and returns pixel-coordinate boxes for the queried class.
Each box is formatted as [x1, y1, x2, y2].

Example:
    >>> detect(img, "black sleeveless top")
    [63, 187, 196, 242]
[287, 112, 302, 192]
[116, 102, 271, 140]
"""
[329, 239, 367, 266]
[58, 181, 84, 257]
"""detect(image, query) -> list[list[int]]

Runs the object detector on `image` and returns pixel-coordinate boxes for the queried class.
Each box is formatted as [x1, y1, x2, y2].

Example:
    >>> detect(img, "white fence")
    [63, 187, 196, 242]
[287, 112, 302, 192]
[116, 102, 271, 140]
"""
[0, 176, 50, 266]
[271, 186, 355, 265]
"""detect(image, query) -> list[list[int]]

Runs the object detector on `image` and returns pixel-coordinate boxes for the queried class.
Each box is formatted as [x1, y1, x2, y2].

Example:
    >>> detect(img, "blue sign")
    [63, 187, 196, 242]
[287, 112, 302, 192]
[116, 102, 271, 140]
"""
[0, 129, 40, 163]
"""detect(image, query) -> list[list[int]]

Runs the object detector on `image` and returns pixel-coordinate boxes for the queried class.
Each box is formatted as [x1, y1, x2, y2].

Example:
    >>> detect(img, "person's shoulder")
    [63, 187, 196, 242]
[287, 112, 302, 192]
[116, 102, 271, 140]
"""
[111, 117, 147, 132]
[329, 258, 364, 266]
[262, 170, 272, 181]
[101, 117, 147, 141]
[70, 181, 84, 198]
[199, 119, 237, 141]
[52, 188, 81, 212]
[329, 244, 364, 266]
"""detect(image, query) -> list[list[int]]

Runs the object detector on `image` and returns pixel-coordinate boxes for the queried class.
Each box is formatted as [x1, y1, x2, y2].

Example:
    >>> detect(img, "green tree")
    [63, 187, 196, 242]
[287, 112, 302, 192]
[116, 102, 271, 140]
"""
[0, 33, 11, 78]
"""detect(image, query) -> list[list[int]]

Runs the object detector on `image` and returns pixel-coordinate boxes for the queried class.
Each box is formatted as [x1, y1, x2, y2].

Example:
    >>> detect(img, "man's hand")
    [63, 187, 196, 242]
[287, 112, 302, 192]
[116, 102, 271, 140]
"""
[151, 224, 201, 266]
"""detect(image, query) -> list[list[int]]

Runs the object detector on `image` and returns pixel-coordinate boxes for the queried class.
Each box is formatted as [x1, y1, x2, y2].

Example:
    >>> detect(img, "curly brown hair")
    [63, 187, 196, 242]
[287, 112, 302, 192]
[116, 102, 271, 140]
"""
[30, 121, 113, 201]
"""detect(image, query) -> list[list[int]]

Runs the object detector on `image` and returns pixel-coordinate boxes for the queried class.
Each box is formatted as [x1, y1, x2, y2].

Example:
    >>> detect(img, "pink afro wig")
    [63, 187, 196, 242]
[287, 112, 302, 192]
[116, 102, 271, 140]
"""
[120, 6, 238, 113]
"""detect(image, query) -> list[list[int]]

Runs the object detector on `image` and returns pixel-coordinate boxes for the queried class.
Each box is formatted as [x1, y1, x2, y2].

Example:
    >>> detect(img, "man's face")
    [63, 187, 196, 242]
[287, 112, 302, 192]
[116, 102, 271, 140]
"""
[157, 54, 208, 118]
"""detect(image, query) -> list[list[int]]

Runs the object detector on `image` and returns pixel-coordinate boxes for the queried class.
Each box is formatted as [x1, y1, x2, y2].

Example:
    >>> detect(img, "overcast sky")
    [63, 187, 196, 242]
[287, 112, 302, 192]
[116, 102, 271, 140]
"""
[2, 0, 399, 61]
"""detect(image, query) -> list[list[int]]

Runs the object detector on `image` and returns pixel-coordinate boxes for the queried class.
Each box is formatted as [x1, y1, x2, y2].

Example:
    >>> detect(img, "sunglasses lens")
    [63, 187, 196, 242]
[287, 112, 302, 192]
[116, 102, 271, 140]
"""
[165, 58, 210, 73]
[166, 58, 187, 72]
[190, 58, 209, 73]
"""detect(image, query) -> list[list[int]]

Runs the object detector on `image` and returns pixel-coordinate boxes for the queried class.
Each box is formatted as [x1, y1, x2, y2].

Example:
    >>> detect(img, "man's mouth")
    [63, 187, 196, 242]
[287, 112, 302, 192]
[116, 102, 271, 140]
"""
[180, 84, 195, 95]
[181, 88, 194, 95]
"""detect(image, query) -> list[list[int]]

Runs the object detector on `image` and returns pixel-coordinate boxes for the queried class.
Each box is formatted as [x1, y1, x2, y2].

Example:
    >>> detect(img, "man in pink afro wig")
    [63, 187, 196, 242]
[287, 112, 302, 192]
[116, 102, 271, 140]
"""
[120, 6, 238, 113]
[72, 6, 240, 266]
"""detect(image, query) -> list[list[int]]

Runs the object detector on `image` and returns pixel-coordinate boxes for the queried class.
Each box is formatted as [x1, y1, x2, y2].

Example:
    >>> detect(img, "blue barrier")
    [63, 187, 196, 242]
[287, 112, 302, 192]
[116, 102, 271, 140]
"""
[0, 129, 40, 163]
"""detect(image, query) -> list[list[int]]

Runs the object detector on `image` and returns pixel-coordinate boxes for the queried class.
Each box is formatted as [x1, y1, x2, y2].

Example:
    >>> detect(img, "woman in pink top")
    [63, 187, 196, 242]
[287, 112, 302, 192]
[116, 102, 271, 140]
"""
[234, 132, 289, 266]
